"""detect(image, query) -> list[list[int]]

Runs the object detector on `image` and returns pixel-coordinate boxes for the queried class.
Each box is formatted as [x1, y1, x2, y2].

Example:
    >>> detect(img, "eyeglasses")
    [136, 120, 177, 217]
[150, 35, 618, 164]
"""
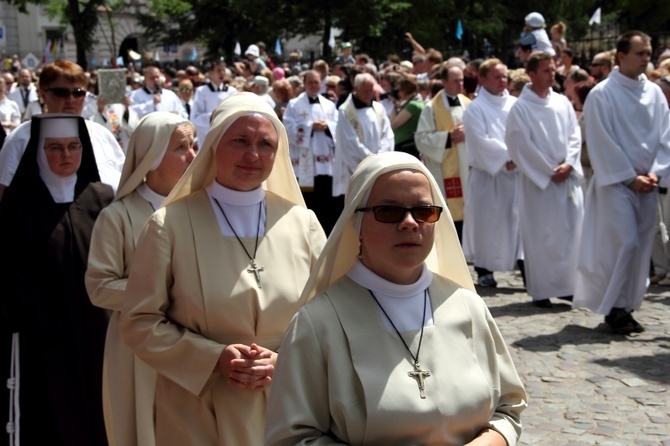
[590, 63, 603, 67]
[46, 87, 87, 98]
[45, 143, 82, 155]
[355, 205, 443, 223]
[180, 88, 193, 93]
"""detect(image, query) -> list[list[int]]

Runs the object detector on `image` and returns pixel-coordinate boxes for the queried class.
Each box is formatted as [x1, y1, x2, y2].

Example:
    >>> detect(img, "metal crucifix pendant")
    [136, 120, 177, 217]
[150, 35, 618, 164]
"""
[247, 259, 264, 289]
[408, 361, 431, 399]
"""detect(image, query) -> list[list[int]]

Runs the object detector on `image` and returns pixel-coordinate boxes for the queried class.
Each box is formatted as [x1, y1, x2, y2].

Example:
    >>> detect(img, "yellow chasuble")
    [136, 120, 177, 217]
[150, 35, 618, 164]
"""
[429, 93, 471, 220]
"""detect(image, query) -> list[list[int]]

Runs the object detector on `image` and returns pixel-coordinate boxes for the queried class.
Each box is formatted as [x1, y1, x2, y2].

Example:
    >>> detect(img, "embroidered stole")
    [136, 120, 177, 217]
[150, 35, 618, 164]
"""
[430, 93, 470, 221]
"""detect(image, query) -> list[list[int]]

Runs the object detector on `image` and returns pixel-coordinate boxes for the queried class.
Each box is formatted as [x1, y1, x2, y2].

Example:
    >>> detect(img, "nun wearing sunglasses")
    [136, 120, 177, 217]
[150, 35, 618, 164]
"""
[266, 152, 527, 446]
[0, 60, 125, 201]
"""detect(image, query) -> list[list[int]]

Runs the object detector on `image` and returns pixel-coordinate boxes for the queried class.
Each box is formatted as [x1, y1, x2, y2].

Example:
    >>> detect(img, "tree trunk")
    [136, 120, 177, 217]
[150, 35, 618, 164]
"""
[321, 2, 332, 60]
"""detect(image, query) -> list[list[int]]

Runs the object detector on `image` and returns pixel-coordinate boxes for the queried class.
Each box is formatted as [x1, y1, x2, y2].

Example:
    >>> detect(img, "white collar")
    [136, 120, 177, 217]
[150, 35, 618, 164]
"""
[205, 180, 265, 206]
[610, 66, 647, 90]
[347, 259, 433, 298]
[519, 83, 551, 105]
[136, 183, 167, 210]
[478, 86, 508, 106]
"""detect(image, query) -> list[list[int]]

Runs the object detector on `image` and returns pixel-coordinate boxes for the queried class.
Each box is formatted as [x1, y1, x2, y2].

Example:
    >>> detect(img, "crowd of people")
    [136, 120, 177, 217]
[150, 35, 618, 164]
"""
[0, 12, 669, 445]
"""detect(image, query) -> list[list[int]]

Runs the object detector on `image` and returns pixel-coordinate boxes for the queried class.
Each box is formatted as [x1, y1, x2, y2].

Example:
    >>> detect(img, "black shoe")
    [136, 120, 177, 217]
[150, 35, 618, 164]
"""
[557, 295, 573, 302]
[533, 299, 553, 308]
[605, 308, 637, 334]
[478, 273, 498, 288]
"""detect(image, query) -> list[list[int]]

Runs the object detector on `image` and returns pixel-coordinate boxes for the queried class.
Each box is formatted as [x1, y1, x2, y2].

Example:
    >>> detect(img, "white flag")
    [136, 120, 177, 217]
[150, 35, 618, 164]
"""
[234, 42, 241, 56]
[328, 28, 336, 48]
[589, 7, 601, 25]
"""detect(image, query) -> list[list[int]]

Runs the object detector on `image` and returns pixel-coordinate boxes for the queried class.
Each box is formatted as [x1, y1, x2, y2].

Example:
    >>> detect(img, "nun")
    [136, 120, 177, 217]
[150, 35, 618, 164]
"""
[0, 114, 113, 445]
[120, 93, 325, 444]
[266, 151, 527, 446]
[86, 112, 196, 446]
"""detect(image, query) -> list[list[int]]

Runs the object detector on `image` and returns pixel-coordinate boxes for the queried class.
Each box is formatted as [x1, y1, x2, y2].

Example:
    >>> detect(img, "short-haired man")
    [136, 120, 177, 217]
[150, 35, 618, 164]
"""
[333, 73, 393, 198]
[283, 70, 339, 233]
[505, 51, 583, 307]
[191, 60, 237, 143]
[589, 51, 614, 82]
[415, 63, 471, 239]
[462, 58, 523, 288]
[573, 31, 670, 333]
[8, 68, 39, 119]
[0, 61, 125, 199]
[129, 66, 187, 119]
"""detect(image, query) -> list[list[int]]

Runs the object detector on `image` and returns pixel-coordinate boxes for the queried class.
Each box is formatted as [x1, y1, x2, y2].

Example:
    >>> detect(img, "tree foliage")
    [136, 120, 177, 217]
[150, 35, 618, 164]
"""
[8, 0, 104, 69]
[9, 0, 670, 71]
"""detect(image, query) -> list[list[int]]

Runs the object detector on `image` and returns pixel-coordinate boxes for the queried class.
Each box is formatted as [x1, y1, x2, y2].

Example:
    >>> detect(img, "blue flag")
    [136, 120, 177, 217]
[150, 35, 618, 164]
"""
[274, 38, 282, 55]
[456, 20, 463, 41]
[188, 46, 198, 62]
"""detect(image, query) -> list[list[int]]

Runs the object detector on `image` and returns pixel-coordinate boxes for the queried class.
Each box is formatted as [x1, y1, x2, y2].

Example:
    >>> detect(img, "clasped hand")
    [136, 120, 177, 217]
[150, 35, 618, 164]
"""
[218, 343, 277, 391]
[629, 173, 658, 193]
[551, 163, 572, 182]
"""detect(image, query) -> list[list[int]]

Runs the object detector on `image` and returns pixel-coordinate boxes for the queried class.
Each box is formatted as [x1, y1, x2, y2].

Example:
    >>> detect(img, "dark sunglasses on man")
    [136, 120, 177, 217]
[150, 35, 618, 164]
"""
[355, 205, 443, 223]
[46, 87, 87, 99]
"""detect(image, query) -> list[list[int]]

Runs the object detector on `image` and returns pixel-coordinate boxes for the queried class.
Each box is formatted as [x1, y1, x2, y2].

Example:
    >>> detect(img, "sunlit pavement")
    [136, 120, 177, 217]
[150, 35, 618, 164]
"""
[475, 268, 670, 445]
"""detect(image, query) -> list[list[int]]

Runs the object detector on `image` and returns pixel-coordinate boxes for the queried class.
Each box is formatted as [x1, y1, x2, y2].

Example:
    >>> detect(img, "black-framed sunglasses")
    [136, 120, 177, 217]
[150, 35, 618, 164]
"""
[46, 87, 87, 99]
[355, 205, 443, 223]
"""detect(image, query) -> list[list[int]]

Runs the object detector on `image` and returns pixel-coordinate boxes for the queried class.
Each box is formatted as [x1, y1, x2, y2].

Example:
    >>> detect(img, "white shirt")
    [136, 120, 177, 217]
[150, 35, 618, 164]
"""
[8, 84, 39, 115]
[130, 86, 187, 119]
[0, 97, 21, 135]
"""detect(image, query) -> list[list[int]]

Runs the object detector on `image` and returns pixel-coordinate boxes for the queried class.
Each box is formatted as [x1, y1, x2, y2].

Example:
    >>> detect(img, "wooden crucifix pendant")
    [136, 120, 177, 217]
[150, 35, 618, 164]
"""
[247, 259, 264, 289]
[408, 361, 431, 399]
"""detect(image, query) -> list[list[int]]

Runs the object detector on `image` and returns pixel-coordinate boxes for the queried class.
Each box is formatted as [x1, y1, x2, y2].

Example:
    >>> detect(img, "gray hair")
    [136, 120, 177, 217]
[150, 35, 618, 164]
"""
[354, 73, 375, 88]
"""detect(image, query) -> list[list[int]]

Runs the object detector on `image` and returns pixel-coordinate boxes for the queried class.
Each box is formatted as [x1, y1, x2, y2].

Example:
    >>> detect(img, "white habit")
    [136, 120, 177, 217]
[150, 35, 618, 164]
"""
[505, 84, 583, 300]
[573, 68, 670, 314]
[462, 88, 522, 270]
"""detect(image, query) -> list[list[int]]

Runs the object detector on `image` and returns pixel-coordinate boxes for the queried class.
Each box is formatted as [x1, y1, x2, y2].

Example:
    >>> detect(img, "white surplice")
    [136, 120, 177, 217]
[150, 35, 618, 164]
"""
[129, 86, 187, 119]
[332, 95, 394, 196]
[190, 83, 238, 144]
[573, 68, 670, 314]
[283, 93, 338, 187]
[462, 88, 522, 270]
[505, 84, 583, 300]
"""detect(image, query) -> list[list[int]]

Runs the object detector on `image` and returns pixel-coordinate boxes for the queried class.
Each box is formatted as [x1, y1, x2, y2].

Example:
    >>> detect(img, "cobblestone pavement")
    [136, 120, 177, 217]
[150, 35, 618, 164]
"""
[476, 268, 670, 445]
